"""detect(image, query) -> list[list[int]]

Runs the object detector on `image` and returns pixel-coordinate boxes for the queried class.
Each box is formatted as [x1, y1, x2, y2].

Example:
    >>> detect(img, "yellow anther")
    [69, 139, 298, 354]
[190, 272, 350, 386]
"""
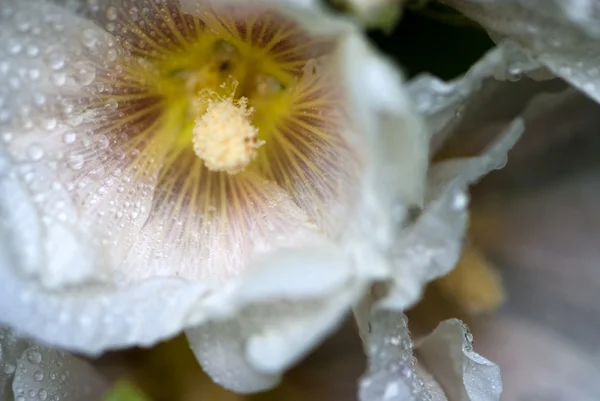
[192, 95, 264, 174]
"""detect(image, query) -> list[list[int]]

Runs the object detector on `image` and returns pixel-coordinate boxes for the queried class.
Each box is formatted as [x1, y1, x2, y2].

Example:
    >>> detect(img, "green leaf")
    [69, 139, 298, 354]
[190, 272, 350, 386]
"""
[101, 381, 152, 401]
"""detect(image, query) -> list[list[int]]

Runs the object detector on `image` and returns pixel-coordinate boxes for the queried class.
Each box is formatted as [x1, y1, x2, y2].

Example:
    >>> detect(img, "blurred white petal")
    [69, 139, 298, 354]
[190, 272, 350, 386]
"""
[0, 327, 108, 401]
[12, 346, 108, 401]
[384, 119, 522, 310]
[442, 0, 600, 102]
[417, 320, 502, 401]
[0, 329, 31, 401]
[358, 307, 500, 401]
[358, 308, 441, 401]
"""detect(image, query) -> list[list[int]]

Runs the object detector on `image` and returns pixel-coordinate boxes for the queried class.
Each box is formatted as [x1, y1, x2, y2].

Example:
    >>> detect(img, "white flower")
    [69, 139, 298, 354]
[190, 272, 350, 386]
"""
[0, 0, 433, 393]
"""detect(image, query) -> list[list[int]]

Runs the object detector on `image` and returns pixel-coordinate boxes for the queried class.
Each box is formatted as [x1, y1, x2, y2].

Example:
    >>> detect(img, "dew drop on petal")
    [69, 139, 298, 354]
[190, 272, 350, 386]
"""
[66, 152, 84, 170]
[3, 363, 16, 374]
[34, 370, 44, 381]
[26, 349, 42, 364]
[62, 132, 77, 144]
[27, 144, 45, 161]
[106, 6, 118, 21]
[73, 61, 96, 86]
[51, 73, 67, 87]
[44, 48, 66, 71]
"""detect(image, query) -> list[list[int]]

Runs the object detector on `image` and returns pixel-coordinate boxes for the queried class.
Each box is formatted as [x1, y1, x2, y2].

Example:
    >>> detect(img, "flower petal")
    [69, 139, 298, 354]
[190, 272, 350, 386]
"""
[358, 308, 443, 401]
[0, 327, 109, 401]
[384, 119, 523, 310]
[0, 0, 174, 288]
[417, 319, 502, 401]
[186, 244, 360, 393]
[0, 328, 31, 401]
[442, 0, 600, 102]
[12, 345, 109, 401]
[338, 34, 430, 286]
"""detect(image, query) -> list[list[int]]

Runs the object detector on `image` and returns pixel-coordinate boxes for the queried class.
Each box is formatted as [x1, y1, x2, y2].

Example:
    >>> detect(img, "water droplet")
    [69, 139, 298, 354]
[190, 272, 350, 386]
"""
[44, 48, 67, 71]
[34, 370, 44, 381]
[105, 99, 118, 112]
[39, 389, 48, 401]
[2, 132, 14, 143]
[62, 132, 77, 144]
[51, 73, 67, 87]
[26, 45, 40, 58]
[452, 192, 468, 210]
[106, 6, 118, 21]
[44, 118, 57, 131]
[27, 144, 45, 161]
[80, 28, 102, 50]
[583, 81, 596, 92]
[28, 68, 41, 80]
[27, 349, 42, 364]
[73, 61, 96, 86]
[3, 363, 16, 374]
[89, 166, 105, 180]
[66, 152, 84, 170]
[7, 37, 23, 55]
[106, 48, 118, 62]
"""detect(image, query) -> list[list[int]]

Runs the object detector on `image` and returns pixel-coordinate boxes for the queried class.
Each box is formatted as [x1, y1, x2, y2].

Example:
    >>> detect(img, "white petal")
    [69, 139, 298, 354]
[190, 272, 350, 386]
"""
[0, 238, 209, 353]
[385, 119, 522, 310]
[408, 42, 544, 146]
[187, 245, 360, 393]
[340, 35, 430, 284]
[0, 327, 108, 401]
[417, 320, 502, 401]
[358, 307, 446, 401]
[0, 328, 32, 401]
[12, 345, 108, 401]
[442, 0, 600, 102]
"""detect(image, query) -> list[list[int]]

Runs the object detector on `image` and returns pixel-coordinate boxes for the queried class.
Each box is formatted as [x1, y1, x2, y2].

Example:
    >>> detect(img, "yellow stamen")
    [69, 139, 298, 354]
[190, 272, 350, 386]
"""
[192, 94, 264, 174]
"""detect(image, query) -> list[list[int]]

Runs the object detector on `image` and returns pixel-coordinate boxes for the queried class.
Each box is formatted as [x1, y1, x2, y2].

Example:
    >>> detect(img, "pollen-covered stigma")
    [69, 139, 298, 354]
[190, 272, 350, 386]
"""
[192, 86, 263, 174]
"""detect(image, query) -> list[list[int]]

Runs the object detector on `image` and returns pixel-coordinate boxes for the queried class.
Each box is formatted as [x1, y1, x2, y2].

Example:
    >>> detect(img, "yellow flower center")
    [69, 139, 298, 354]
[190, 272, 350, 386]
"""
[192, 91, 263, 174]
[144, 19, 301, 175]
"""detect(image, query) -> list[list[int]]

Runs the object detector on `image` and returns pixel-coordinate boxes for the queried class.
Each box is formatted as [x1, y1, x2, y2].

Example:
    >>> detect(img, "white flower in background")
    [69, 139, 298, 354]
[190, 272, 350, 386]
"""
[440, 0, 600, 102]
[0, 0, 433, 393]
[0, 327, 108, 401]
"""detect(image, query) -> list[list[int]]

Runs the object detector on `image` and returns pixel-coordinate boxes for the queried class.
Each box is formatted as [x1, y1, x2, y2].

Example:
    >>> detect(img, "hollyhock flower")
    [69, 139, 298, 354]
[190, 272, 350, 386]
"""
[0, 0, 436, 393]
[0, 0, 530, 397]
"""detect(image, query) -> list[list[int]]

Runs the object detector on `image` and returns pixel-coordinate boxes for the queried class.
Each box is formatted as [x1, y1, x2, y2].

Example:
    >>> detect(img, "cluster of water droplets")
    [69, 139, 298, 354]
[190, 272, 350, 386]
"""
[446, 0, 600, 103]
[359, 309, 432, 401]
[11, 345, 107, 401]
[0, 0, 176, 285]
[0, 327, 108, 401]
